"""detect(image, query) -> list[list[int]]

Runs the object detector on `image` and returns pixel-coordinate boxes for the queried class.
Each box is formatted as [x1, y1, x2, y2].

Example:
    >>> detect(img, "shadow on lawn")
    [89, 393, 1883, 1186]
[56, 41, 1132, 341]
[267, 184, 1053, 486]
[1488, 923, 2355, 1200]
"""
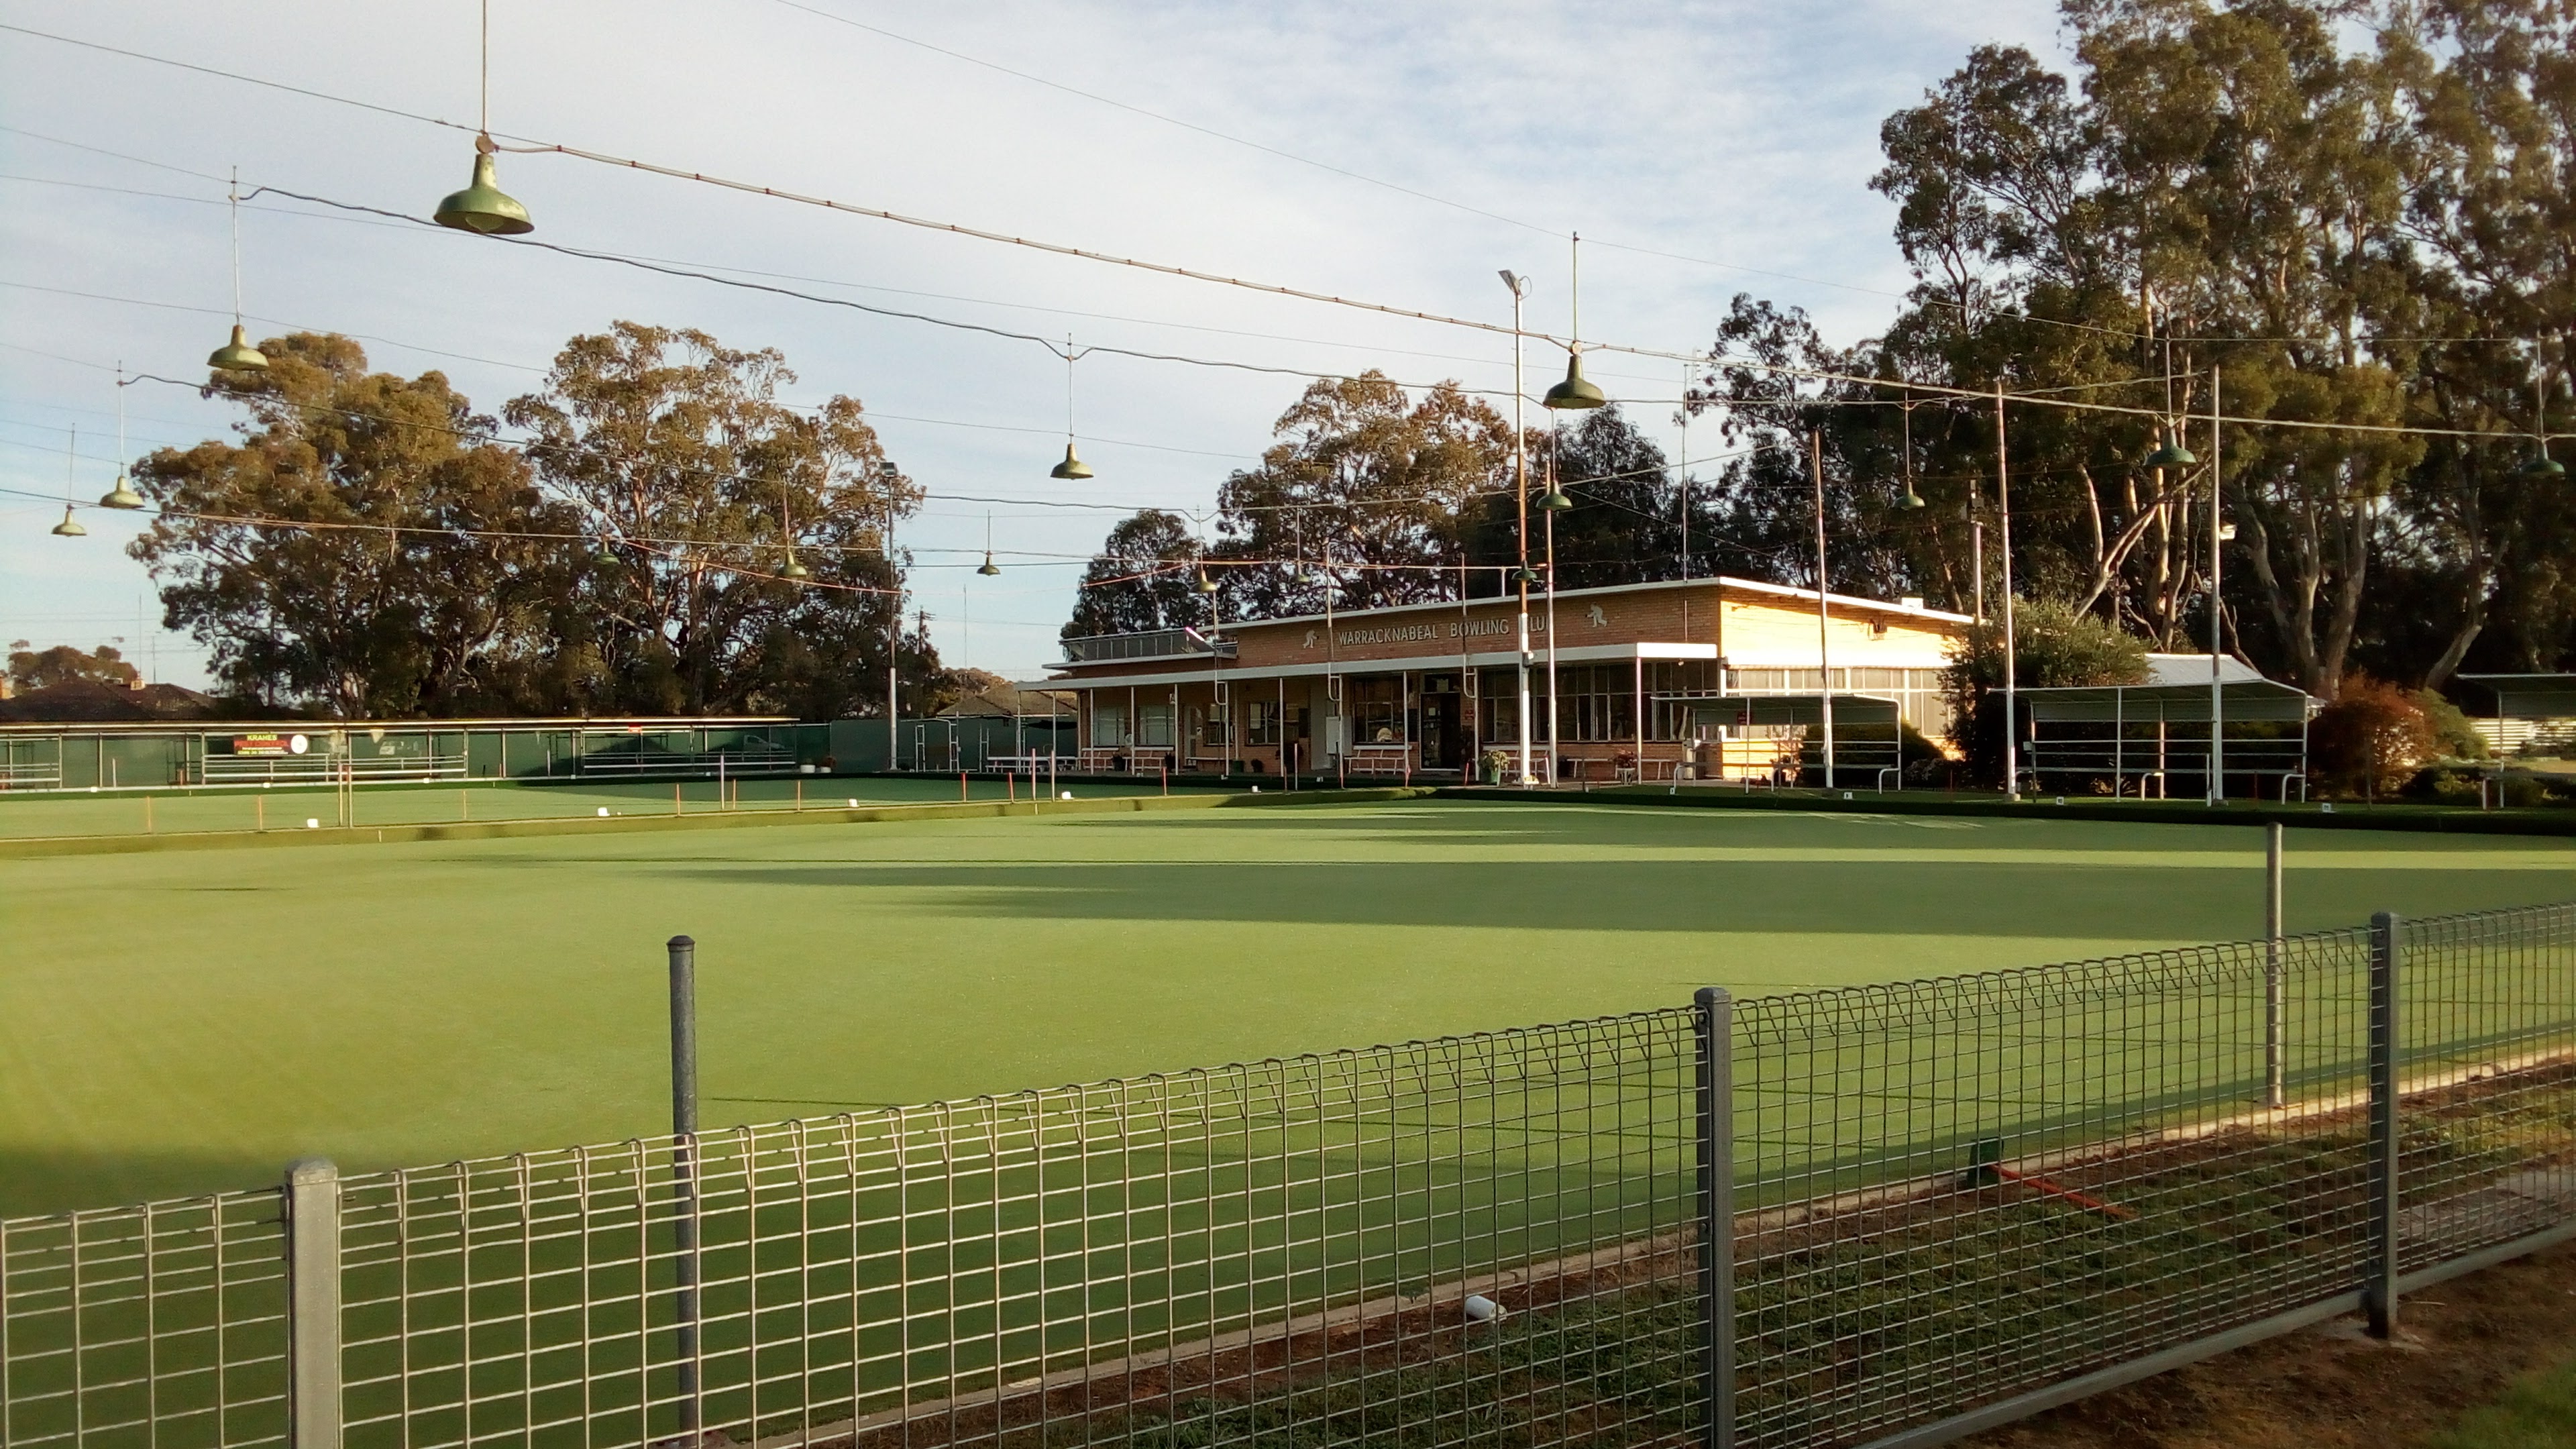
[1067, 800, 2576, 859]
[0, 1147, 295, 1218]
[645, 855, 2562, 942]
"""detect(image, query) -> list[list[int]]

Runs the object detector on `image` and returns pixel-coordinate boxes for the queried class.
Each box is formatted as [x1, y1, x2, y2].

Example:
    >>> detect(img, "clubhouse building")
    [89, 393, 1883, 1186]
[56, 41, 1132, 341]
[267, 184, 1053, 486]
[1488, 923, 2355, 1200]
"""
[1029, 576, 1972, 783]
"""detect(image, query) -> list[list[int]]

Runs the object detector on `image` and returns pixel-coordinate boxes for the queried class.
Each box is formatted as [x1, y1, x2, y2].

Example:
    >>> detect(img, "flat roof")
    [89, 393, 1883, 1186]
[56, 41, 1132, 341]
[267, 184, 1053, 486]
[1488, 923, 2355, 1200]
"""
[2020, 679, 2313, 723]
[2457, 675, 2576, 719]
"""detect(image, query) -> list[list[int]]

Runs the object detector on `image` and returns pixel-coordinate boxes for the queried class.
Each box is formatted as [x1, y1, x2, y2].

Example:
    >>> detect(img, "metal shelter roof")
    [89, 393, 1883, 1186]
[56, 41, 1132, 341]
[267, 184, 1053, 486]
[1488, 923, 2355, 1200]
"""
[2019, 678, 2313, 724]
[2457, 675, 2576, 720]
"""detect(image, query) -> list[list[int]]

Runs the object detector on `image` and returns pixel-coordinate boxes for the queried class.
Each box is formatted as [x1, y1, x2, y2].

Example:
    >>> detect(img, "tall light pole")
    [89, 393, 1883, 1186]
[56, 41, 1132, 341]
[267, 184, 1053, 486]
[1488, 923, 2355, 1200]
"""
[1995, 382, 2019, 798]
[1811, 429, 1835, 790]
[1538, 235, 1607, 783]
[881, 462, 902, 773]
[2209, 365, 2225, 806]
[1501, 270, 1536, 786]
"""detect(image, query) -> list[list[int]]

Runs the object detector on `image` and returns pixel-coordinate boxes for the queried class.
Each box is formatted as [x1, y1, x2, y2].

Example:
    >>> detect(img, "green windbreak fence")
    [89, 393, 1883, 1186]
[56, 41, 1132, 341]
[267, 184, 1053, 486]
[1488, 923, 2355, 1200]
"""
[0, 716, 1077, 792]
[7, 904, 2573, 1449]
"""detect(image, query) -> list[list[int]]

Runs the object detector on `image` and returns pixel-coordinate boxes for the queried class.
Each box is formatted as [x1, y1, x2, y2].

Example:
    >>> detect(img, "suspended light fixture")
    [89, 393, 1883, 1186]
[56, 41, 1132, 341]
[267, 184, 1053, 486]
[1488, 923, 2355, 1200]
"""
[1049, 335, 1095, 478]
[1896, 398, 1926, 509]
[2521, 377, 2565, 478]
[1540, 486, 1573, 512]
[1543, 233, 1607, 411]
[1511, 563, 1542, 586]
[1195, 567, 1219, 595]
[2143, 424, 2196, 471]
[51, 429, 87, 536]
[436, 136, 535, 236]
[977, 513, 1002, 575]
[207, 169, 267, 372]
[434, 3, 535, 235]
[99, 366, 144, 509]
[775, 477, 809, 580]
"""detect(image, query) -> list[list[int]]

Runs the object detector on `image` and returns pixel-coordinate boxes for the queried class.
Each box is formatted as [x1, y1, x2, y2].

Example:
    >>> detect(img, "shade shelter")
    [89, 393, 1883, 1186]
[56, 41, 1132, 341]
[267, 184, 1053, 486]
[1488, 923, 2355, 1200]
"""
[2021, 662, 2313, 800]
[1670, 692, 1905, 788]
[2455, 675, 2576, 757]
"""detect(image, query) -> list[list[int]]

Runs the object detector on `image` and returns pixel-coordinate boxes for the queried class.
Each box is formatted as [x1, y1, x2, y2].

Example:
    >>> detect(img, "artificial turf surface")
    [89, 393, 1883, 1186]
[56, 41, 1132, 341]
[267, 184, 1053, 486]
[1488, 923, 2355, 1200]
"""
[4, 796, 2574, 1216]
[0, 772, 1176, 840]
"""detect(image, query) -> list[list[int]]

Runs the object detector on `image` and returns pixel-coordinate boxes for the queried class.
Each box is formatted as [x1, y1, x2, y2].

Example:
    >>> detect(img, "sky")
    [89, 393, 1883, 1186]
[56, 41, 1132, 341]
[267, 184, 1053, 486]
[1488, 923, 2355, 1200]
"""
[0, 0, 2066, 690]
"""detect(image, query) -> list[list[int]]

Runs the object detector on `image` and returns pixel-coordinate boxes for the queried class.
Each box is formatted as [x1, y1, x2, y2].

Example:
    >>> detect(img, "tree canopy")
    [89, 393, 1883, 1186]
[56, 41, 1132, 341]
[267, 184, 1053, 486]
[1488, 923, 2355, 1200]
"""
[129, 327, 943, 720]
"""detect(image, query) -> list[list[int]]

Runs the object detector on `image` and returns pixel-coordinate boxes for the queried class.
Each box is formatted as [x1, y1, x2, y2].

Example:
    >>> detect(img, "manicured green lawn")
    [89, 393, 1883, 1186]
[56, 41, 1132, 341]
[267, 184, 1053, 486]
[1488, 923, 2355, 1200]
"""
[3, 798, 2573, 1216]
[0, 772, 1174, 839]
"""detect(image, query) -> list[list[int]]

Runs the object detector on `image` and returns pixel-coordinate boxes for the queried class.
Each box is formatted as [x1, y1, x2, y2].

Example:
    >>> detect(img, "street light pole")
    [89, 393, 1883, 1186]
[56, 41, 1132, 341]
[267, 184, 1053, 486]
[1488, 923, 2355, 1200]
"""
[1996, 382, 2019, 799]
[1502, 270, 1536, 787]
[2210, 364, 2225, 806]
[1811, 429, 1835, 791]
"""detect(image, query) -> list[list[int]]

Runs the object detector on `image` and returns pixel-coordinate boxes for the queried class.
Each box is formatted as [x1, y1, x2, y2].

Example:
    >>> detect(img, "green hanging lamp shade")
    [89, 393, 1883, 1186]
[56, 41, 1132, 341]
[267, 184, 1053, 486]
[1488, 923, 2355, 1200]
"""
[435, 142, 535, 236]
[1195, 568, 1219, 595]
[2519, 451, 2565, 480]
[208, 323, 268, 372]
[50, 504, 87, 537]
[1511, 563, 1543, 586]
[1543, 349, 1607, 410]
[1540, 487, 1574, 512]
[99, 474, 144, 510]
[2143, 428, 2197, 470]
[1049, 442, 1093, 480]
[1899, 482, 1927, 511]
[780, 552, 811, 581]
[977, 552, 1002, 577]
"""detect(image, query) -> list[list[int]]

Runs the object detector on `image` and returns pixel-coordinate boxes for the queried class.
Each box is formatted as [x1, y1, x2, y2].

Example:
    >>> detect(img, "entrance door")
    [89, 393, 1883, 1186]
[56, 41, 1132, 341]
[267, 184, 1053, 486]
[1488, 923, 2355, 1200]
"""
[1419, 692, 1462, 769]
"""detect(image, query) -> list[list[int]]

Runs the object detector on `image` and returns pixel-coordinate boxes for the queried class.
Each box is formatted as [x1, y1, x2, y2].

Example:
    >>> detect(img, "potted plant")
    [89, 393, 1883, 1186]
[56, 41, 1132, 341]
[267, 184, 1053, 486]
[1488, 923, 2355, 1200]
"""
[1480, 749, 1510, 785]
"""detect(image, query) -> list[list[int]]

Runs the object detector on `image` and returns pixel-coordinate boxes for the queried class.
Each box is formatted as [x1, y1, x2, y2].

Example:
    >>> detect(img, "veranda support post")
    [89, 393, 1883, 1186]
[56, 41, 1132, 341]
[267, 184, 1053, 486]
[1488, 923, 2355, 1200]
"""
[2365, 910, 2400, 1338]
[284, 1157, 342, 1449]
[1694, 986, 1735, 1449]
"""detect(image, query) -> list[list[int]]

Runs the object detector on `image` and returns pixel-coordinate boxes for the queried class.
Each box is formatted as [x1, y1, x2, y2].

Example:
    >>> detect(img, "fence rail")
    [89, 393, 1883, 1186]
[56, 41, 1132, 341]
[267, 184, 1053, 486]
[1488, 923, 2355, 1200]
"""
[7, 904, 2573, 1449]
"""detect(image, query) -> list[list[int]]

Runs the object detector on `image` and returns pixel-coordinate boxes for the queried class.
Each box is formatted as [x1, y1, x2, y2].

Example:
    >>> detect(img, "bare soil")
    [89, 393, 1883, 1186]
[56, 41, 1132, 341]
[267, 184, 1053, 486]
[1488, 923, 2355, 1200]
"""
[1966, 1238, 2576, 1449]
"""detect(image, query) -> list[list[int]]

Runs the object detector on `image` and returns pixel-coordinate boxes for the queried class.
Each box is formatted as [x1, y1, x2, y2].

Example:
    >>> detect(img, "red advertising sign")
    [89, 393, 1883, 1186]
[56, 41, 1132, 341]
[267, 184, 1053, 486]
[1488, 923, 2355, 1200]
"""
[231, 733, 309, 757]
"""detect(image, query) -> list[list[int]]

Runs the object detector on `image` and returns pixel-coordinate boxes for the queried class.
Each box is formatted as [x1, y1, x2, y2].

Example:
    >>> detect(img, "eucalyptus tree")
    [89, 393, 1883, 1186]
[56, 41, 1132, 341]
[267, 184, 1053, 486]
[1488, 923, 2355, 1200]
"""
[502, 323, 920, 714]
[131, 333, 576, 716]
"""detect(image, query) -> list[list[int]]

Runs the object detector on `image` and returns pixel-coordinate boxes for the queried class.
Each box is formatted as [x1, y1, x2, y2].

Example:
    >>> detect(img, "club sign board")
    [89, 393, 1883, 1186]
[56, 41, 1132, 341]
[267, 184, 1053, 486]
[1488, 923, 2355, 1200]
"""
[231, 733, 311, 757]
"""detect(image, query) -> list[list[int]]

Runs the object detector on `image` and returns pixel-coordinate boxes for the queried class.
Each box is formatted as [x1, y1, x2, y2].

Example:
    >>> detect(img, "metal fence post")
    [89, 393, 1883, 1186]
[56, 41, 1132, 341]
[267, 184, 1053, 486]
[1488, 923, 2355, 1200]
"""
[2365, 910, 2400, 1338]
[2265, 822, 2285, 1108]
[667, 934, 702, 1432]
[284, 1157, 341, 1449]
[1694, 986, 1735, 1449]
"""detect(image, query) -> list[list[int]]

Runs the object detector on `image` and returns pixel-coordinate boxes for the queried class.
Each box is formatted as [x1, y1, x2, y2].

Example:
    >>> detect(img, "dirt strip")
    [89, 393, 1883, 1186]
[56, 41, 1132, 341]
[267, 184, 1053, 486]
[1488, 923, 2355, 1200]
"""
[1966, 1238, 2576, 1449]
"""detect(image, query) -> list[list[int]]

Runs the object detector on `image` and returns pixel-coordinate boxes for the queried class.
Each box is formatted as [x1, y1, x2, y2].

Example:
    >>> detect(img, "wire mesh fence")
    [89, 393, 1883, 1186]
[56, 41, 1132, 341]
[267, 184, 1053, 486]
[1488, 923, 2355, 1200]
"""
[4, 902, 2572, 1449]
[0, 1188, 289, 1448]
